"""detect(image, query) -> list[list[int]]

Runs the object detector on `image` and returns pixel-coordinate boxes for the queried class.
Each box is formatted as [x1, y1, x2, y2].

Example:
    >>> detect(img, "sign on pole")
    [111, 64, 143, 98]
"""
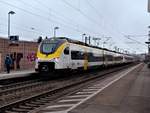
[9, 35, 19, 46]
[148, 0, 150, 12]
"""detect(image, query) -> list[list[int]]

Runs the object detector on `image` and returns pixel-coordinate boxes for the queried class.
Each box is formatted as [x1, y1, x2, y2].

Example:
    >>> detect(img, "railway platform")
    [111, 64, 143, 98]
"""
[0, 69, 35, 80]
[69, 63, 150, 113]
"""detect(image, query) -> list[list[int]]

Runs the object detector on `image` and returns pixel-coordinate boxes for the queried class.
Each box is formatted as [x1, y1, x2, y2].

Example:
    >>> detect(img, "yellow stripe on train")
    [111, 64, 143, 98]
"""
[37, 42, 67, 60]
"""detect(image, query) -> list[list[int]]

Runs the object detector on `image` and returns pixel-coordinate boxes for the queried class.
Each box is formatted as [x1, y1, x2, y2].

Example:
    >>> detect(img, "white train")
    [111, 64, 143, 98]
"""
[35, 37, 134, 72]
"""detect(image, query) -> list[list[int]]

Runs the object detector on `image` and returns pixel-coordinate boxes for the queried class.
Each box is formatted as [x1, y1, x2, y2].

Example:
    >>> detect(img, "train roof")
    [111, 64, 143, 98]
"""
[48, 37, 132, 56]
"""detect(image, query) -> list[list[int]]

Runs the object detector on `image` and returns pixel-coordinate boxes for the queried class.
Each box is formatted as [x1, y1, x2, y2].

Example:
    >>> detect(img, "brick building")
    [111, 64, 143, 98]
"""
[0, 37, 38, 72]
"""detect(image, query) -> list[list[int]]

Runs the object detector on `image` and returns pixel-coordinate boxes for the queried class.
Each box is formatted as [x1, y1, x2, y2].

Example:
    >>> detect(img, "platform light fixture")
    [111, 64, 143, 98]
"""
[8, 11, 16, 38]
[54, 27, 59, 38]
[82, 33, 86, 42]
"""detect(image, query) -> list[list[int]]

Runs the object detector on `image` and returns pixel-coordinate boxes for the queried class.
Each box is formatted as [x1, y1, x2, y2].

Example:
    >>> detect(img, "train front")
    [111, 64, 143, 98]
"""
[35, 38, 67, 73]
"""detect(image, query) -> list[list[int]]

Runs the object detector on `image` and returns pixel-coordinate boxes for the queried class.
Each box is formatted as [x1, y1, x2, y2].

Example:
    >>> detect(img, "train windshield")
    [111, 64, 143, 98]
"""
[42, 43, 56, 54]
[40, 38, 67, 54]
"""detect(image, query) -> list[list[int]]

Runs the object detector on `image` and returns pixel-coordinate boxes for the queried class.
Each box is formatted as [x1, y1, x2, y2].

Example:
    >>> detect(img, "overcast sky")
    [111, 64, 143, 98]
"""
[0, 0, 149, 54]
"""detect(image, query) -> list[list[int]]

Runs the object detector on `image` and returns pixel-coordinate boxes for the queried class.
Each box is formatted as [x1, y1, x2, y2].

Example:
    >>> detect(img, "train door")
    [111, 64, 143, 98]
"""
[84, 51, 88, 70]
[103, 50, 107, 66]
[63, 47, 70, 69]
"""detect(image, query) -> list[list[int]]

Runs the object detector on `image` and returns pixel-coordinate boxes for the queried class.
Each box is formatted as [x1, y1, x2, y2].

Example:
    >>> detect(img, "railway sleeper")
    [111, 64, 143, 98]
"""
[34, 99, 49, 103]
[19, 105, 33, 110]
[29, 101, 45, 105]
[25, 103, 40, 107]
[0, 96, 18, 103]
[36, 98, 52, 101]
[12, 107, 28, 112]
[5, 110, 19, 113]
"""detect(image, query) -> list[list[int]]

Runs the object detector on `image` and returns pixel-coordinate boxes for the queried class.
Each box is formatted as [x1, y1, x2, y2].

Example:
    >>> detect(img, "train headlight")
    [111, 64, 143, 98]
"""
[36, 57, 41, 61]
[54, 57, 59, 62]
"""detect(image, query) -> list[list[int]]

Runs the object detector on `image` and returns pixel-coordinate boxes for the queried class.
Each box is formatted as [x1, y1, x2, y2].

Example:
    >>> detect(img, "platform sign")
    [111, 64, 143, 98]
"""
[9, 35, 19, 41]
[9, 35, 19, 46]
[148, 0, 150, 12]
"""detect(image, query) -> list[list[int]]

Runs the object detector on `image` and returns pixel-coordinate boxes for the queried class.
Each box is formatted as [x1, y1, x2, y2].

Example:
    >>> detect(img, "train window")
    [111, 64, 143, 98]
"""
[114, 56, 123, 61]
[71, 51, 84, 60]
[106, 55, 113, 61]
[71, 51, 79, 59]
[40, 39, 67, 54]
[64, 47, 69, 55]
[87, 52, 103, 62]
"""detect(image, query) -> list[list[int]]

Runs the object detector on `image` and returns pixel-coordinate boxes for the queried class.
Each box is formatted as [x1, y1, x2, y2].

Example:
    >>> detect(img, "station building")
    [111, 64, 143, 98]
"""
[0, 37, 38, 72]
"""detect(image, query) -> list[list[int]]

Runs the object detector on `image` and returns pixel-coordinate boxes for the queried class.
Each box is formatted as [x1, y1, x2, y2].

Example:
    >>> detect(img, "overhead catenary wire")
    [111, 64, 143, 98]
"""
[31, 0, 102, 36]
[0, 0, 94, 37]
[61, 1, 125, 44]
[0, 22, 45, 36]
[85, 0, 147, 48]
[62, 0, 132, 50]
[18, 0, 80, 30]
[61, 0, 106, 35]
[0, 16, 51, 35]
[0, 0, 116, 40]
[124, 36, 147, 47]
[0, 23, 48, 41]
[0, 0, 146, 53]
[85, 0, 118, 45]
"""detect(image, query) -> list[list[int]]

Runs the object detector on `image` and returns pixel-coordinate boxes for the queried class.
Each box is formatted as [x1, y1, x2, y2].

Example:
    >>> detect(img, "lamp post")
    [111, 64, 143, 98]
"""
[8, 11, 15, 38]
[54, 27, 59, 38]
[82, 33, 86, 42]
[145, 28, 150, 54]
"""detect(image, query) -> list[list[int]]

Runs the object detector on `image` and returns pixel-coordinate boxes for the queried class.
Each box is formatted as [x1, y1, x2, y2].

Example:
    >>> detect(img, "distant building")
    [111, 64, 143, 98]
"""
[0, 37, 38, 72]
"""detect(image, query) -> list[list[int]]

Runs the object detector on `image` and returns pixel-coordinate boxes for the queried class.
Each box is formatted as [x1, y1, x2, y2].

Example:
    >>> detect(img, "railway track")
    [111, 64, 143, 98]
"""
[0, 63, 137, 113]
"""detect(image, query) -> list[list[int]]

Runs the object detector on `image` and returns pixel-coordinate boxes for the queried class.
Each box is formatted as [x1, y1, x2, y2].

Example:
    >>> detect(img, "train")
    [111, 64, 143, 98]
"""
[35, 37, 135, 73]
